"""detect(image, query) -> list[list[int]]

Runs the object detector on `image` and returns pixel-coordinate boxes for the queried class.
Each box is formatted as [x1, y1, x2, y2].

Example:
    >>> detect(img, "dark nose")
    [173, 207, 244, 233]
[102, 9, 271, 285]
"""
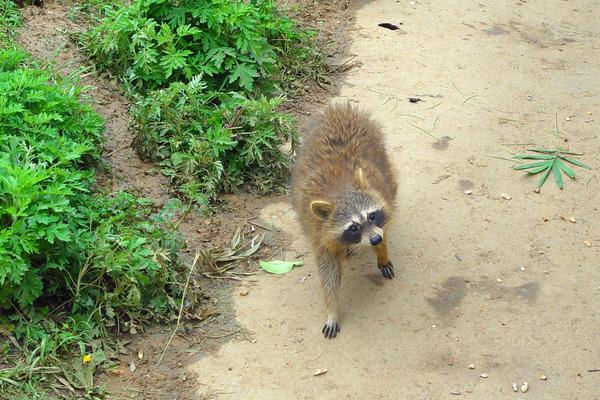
[370, 234, 382, 246]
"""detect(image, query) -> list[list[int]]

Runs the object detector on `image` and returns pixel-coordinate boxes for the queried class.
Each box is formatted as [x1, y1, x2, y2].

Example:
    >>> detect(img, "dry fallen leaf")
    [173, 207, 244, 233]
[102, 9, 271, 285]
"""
[56, 376, 75, 393]
[109, 368, 125, 376]
[313, 368, 328, 376]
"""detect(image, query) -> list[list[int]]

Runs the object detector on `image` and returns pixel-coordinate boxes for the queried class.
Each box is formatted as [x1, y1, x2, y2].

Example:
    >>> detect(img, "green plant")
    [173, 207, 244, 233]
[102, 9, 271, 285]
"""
[80, 0, 314, 94]
[131, 78, 297, 204]
[512, 117, 593, 189]
[0, 0, 21, 42]
[513, 148, 592, 189]
[0, 48, 186, 397]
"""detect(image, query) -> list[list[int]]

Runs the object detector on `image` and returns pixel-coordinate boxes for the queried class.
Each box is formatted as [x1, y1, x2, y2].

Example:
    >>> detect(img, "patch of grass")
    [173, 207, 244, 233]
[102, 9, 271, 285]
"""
[0, 0, 21, 46]
[79, 0, 317, 94]
[78, 0, 321, 204]
[0, 47, 186, 398]
[131, 78, 297, 204]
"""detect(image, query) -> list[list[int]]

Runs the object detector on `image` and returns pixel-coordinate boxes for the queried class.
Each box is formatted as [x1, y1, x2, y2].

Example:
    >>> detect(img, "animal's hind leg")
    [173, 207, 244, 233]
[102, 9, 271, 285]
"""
[373, 237, 395, 279]
[316, 251, 343, 338]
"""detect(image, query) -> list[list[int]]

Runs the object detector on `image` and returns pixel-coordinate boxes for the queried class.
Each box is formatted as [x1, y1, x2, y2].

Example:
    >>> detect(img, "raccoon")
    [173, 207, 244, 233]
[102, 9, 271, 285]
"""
[290, 103, 398, 338]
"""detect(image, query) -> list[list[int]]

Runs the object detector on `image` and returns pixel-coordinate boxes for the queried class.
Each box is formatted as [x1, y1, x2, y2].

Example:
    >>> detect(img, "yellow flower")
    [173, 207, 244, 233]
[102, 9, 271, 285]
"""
[82, 354, 93, 363]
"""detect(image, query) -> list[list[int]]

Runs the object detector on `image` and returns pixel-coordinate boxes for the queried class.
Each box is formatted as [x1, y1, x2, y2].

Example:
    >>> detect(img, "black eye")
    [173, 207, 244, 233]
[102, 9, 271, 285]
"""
[348, 224, 359, 232]
[368, 212, 377, 221]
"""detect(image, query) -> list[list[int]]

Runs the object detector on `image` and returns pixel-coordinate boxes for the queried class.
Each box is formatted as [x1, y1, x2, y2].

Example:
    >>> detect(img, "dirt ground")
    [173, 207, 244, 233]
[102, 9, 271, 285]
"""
[14, 1, 352, 399]
[188, 1, 600, 399]
[15, 0, 600, 399]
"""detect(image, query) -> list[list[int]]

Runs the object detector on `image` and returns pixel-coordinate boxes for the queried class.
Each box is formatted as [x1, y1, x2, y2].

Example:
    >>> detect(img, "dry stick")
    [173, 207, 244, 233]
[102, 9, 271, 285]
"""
[427, 101, 443, 110]
[409, 122, 439, 140]
[157, 251, 201, 366]
[105, 144, 130, 157]
[462, 94, 478, 105]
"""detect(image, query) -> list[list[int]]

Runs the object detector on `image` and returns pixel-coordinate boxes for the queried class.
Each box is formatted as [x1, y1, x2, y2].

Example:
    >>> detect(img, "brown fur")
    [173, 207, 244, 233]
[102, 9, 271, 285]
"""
[290, 103, 398, 338]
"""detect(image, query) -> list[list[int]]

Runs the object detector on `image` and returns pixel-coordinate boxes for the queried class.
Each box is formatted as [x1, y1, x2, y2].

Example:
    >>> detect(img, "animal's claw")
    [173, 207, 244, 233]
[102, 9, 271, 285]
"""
[378, 262, 395, 279]
[322, 322, 340, 339]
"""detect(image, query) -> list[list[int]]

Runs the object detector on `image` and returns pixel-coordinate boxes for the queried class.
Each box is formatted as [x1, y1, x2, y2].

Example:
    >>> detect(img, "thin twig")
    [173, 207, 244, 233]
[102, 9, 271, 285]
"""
[248, 220, 273, 231]
[461, 94, 478, 105]
[157, 251, 200, 366]
[451, 80, 466, 96]
[488, 155, 517, 162]
[409, 122, 439, 140]
[585, 175, 595, 188]
[105, 144, 130, 157]
[174, 200, 193, 230]
[427, 101, 443, 110]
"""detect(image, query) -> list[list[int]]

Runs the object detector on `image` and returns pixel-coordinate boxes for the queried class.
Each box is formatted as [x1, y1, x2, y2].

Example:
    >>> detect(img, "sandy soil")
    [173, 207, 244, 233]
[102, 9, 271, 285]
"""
[189, 1, 600, 399]
[14, 1, 353, 399]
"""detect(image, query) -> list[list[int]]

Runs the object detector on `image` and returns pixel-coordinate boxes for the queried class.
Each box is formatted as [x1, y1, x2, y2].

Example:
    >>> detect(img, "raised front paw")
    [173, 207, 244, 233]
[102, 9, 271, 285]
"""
[322, 318, 340, 339]
[378, 262, 395, 279]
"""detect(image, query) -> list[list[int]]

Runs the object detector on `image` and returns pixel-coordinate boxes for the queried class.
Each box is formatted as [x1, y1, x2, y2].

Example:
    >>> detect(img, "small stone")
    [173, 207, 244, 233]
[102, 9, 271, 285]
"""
[538, 250, 544, 254]
[543, 217, 549, 222]
[521, 382, 529, 393]
[450, 390, 462, 396]
[512, 383, 519, 392]
[534, 188, 540, 193]
[568, 217, 576, 223]
[314, 368, 328, 376]
[500, 193, 512, 200]
[566, 116, 572, 121]
[480, 373, 488, 378]
[137, 351, 144, 360]
[520, 266, 526, 271]
[539, 375, 547, 380]
[464, 189, 473, 195]
[584, 240, 592, 247]
[239, 289, 249, 296]
[468, 363, 475, 369]
[129, 361, 136, 372]
[496, 278, 503, 283]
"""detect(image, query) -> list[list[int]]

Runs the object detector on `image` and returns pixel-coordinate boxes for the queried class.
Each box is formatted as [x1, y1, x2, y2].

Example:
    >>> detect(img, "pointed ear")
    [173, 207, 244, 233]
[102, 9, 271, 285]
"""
[355, 167, 368, 189]
[310, 200, 333, 221]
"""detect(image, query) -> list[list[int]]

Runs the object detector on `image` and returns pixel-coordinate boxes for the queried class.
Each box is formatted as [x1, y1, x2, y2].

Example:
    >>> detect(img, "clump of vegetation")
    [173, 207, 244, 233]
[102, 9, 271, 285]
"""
[131, 78, 296, 204]
[81, 0, 318, 94]
[0, 0, 21, 44]
[79, 0, 321, 203]
[0, 47, 185, 398]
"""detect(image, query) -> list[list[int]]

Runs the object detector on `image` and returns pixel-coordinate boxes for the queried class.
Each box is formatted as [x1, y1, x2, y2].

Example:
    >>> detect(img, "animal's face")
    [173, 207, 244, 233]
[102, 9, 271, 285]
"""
[310, 190, 388, 248]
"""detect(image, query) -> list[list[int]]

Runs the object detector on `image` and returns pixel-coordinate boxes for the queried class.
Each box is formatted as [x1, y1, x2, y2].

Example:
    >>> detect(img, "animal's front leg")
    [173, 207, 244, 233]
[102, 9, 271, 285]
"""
[373, 236, 395, 279]
[316, 251, 343, 338]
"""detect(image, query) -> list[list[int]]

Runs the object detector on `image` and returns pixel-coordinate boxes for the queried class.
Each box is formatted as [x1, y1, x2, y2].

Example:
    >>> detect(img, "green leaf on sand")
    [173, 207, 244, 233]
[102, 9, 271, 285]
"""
[259, 260, 304, 274]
